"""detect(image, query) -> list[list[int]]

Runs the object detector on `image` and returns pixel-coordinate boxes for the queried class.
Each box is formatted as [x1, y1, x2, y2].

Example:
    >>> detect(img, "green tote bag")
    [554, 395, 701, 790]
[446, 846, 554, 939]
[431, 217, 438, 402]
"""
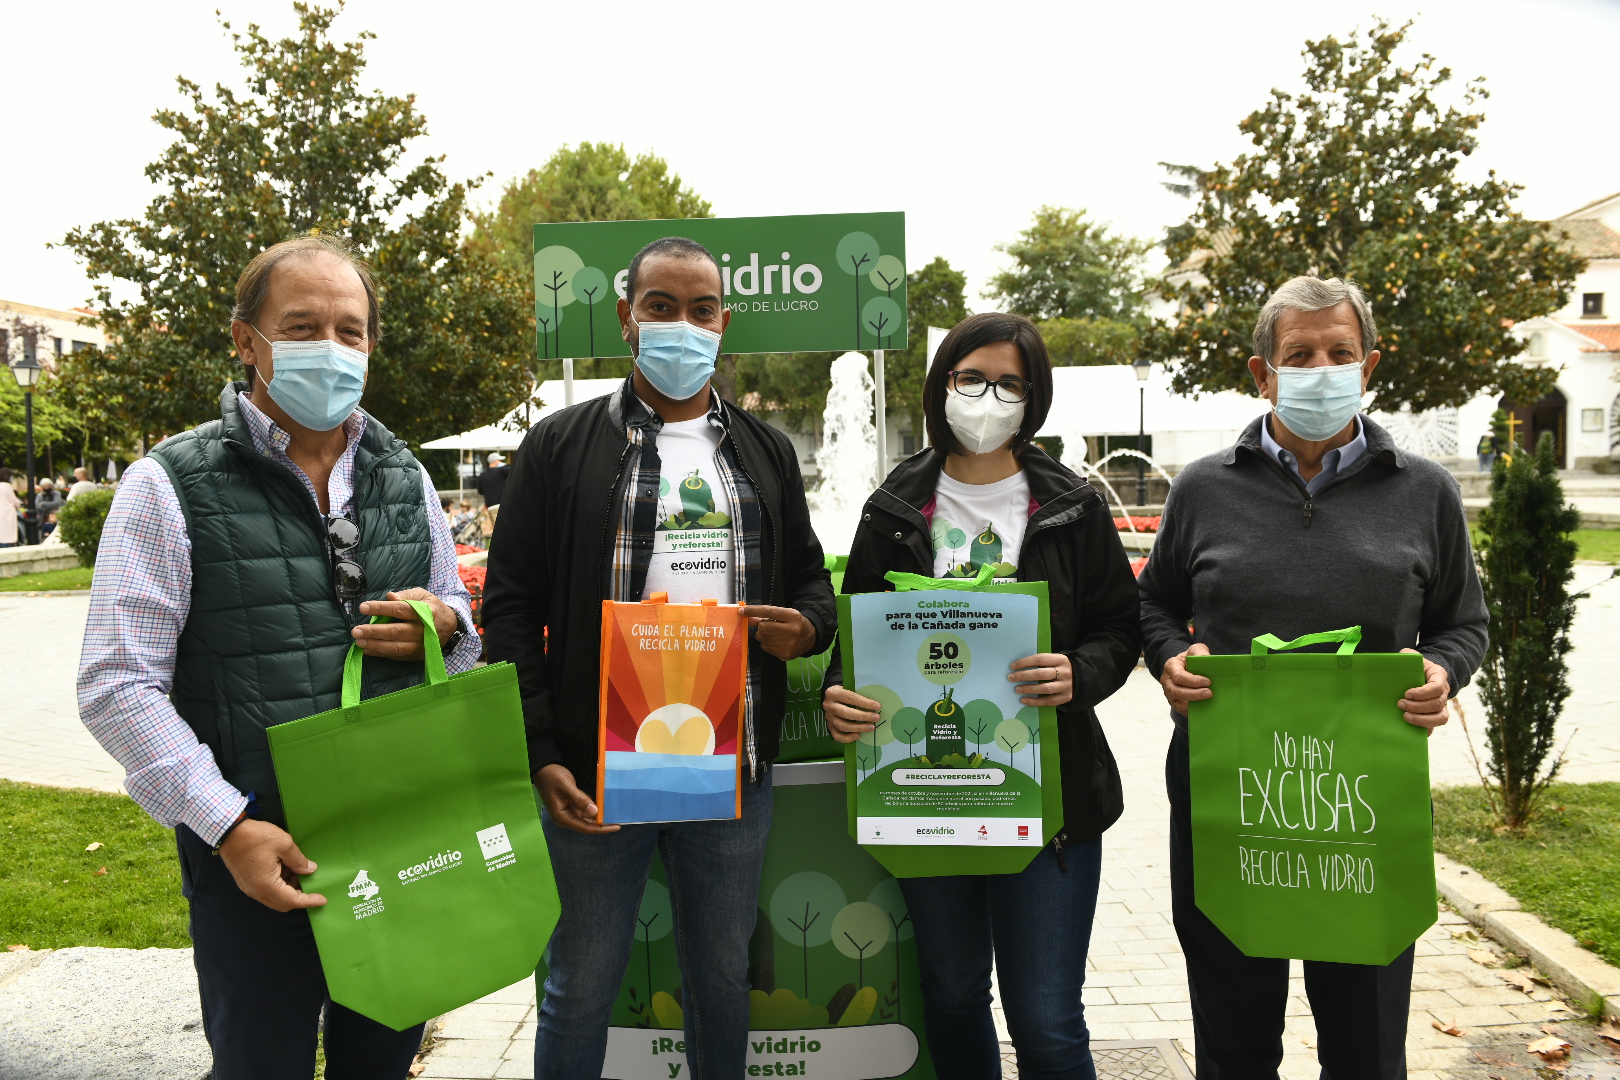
[1185, 627, 1435, 966]
[778, 555, 848, 765]
[267, 599, 560, 1030]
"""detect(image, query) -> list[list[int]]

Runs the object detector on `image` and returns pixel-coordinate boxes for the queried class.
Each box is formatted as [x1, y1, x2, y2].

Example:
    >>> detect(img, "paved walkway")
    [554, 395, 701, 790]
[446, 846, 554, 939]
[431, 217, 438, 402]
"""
[417, 661, 1606, 1079]
[0, 595, 123, 793]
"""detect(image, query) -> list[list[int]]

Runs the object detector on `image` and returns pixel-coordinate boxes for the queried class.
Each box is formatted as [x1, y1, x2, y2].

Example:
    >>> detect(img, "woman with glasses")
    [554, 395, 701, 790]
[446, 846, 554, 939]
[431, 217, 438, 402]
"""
[821, 312, 1141, 1080]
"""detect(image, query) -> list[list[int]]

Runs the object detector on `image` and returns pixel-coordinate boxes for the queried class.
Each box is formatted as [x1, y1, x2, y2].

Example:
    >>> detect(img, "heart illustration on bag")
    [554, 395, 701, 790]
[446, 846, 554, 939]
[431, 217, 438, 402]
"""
[634, 704, 716, 756]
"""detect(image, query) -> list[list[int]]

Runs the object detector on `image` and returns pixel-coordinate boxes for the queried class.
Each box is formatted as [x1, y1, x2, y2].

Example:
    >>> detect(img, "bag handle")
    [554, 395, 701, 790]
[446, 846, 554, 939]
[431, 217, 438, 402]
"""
[341, 598, 448, 708]
[884, 563, 997, 592]
[1250, 625, 1362, 656]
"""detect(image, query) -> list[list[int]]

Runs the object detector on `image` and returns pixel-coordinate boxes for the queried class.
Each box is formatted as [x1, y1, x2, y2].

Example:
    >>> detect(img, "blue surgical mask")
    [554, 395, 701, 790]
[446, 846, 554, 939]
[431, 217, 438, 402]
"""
[252, 326, 368, 432]
[1268, 360, 1365, 441]
[632, 318, 721, 401]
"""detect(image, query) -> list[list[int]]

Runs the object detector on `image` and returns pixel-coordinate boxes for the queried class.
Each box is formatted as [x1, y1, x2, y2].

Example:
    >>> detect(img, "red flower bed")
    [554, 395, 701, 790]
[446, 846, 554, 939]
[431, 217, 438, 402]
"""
[1113, 515, 1162, 533]
[454, 543, 482, 556]
[1130, 557, 1149, 578]
[458, 563, 487, 636]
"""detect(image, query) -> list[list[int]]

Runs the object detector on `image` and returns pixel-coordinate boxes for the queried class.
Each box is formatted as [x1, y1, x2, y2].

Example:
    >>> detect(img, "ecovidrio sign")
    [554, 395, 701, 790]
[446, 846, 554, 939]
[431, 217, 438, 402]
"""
[531, 213, 907, 359]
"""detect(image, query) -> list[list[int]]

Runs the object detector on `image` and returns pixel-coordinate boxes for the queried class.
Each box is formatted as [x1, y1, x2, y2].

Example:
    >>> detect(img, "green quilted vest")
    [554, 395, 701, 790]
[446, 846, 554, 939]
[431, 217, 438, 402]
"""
[148, 383, 433, 826]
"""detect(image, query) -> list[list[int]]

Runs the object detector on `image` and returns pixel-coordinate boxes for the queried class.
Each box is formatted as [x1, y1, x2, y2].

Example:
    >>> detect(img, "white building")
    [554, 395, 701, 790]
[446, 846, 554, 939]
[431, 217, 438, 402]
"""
[0, 299, 106, 370]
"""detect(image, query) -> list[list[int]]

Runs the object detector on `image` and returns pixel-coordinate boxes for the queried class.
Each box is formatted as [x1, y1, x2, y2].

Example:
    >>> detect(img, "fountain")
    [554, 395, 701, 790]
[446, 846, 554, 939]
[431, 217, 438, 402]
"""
[807, 352, 879, 554]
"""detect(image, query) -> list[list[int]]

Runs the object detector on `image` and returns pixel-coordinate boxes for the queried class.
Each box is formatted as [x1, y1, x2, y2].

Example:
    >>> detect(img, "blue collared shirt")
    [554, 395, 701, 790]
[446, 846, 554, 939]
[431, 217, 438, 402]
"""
[1260, 414, 1367, 496]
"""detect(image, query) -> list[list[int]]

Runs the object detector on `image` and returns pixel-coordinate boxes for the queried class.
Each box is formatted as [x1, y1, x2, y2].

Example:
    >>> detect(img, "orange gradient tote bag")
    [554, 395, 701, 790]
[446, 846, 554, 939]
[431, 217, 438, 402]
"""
[598, 594, 748, 824]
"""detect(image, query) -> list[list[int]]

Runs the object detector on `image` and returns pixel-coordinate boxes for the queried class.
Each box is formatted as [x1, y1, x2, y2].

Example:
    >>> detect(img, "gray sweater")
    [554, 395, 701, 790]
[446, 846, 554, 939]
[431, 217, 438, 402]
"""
[1138, 414, 1487, 727]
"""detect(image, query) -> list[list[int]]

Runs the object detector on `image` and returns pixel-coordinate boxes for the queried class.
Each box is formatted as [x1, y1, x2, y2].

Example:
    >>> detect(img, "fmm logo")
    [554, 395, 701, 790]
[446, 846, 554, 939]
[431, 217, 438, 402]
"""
[348, 870, 379, 900]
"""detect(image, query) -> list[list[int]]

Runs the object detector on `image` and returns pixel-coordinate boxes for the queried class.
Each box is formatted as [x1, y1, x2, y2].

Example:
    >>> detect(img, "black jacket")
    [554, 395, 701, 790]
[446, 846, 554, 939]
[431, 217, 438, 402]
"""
[482, 382, 836, 791]
[823, 446, 1141, 841]
[475, 464, 510, 507]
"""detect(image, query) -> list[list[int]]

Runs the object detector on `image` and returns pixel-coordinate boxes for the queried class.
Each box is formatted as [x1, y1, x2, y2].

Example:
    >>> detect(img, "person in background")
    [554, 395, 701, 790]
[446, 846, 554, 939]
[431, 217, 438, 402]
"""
[475, 451, 510, 508]
[77, 233, 481, 1080]
[822, 312, 1142, 1080]
[35, 478, 65, 518]
[67, 466, 99, 500]
[0, 468, 20, 547]
[482, 236, 835, 1080]
[440, 495, 456, 527]
[1138, 276, 1487, 1080]
[42, 510, 59, 539]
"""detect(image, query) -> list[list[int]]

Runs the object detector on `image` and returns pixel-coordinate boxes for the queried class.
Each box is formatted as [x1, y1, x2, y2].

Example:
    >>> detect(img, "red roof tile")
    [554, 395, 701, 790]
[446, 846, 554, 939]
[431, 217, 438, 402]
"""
[1561, 322, 1620, 352]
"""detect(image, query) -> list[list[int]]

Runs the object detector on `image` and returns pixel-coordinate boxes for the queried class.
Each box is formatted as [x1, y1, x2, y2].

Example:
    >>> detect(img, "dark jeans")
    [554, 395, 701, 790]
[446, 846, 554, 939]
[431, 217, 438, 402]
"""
[534, 770, 774, 1080]
[177, 825, 424, 1080]
[899, 837, 1104, 1080]
[1166, 727, 1414, 1080]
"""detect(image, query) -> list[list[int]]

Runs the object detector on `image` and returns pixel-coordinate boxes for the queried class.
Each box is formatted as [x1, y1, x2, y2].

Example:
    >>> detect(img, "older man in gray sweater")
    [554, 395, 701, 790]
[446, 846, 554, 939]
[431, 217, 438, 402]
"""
[1139, 276, 1487, 1080]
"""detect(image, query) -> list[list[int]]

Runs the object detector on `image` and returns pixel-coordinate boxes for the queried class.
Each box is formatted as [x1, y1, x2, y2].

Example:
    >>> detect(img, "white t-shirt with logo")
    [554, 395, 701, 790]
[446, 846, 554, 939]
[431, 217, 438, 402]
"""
[930, 469, 1032, 582]
[642, 416, 736, 604]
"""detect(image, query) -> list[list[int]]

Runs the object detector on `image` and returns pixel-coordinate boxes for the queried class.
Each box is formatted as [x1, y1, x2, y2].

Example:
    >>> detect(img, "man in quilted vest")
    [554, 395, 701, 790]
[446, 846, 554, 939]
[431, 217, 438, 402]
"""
[77, 235, 483, 1080]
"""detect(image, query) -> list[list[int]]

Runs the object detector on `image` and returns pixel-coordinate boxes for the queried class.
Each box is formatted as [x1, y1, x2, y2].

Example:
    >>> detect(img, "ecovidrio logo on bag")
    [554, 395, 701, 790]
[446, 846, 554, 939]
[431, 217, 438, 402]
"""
[477, 823, 516, 871]
[397, 848, 465, 885]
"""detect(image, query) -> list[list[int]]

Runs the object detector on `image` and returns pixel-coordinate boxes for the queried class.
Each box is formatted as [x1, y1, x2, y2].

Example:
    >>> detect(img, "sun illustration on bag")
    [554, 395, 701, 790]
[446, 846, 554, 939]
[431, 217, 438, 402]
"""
[635, 703, 717, 756]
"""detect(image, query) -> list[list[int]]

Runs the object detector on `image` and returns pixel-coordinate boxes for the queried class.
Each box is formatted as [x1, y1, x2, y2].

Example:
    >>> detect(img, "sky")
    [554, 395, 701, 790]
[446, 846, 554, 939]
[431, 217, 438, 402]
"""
[5, 0, 1619, 314]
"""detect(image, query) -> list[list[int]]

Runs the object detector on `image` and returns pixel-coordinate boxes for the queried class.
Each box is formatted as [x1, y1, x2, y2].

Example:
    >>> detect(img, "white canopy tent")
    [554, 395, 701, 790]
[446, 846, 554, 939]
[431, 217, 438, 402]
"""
[1038, 364, 1269, 468]
[420, 378, 622, 452]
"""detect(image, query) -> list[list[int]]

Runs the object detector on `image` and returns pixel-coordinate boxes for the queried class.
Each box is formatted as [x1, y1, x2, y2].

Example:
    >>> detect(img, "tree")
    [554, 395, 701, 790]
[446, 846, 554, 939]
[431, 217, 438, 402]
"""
[866, 879, 912, 1021]
[467, 142, 712, 278]
[1151, 19, 1585, 411]
[994, 717, 1030, 770]
[769, 872, 846, 999]
[467, 142, 713, 381]
[986, 207, 1153, 324]
[633, 879, 673, 1006]
[888, 256, 970, 438]
[1475, 432, 1581, 828]
[56, 3, 533, 449]
[830, 902, 889, 990]
[1038, 317, 1141, 367]
[962, 698, 999, 756]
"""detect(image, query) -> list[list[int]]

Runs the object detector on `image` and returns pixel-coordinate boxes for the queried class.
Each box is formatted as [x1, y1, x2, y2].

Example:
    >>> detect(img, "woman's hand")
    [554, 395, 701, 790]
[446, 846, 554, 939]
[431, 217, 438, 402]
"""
[1008, 653, 1074, 707]
[823, 685, 884, 744]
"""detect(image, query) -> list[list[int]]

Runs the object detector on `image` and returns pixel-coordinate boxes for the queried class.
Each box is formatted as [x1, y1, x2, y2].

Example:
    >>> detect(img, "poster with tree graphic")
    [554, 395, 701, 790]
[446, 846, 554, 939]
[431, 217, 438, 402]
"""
[836, 582, 1061, 878]
[597, 599, 748, 824]
[531, 213, 906, 358]
[534, 763, 934, 1080]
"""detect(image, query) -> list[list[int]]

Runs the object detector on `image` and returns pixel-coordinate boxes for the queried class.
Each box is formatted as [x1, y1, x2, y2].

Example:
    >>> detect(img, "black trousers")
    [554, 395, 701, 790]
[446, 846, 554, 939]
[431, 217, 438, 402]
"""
[1166, 728, 1413, 1080]
[177, 825, 425, 1080]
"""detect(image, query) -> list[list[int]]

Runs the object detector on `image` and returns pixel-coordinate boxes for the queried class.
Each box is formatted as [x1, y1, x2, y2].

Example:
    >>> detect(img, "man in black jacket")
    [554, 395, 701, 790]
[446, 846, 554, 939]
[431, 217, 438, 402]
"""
[482, 237, 834, 1080]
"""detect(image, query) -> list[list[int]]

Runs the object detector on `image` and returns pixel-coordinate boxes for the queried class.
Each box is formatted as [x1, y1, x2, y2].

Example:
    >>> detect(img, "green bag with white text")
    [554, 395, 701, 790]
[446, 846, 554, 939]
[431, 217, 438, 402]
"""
[267, 600, 559, 1030]
[1185, 627, 1434, 966]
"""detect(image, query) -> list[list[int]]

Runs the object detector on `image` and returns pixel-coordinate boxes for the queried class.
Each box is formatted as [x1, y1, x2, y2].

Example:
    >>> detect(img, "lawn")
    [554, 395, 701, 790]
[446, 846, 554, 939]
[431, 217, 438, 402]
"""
[0, 779, 188, 950]
[0, 565, 94, 592]
[1432, 782, 1620, 969]
[1574, 528, 1620, 564]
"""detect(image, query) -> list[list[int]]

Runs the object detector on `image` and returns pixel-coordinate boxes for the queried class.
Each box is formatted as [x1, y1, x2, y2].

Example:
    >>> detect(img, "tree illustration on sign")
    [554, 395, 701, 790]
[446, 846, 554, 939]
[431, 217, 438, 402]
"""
[569, 265, 610, 359]
[533, 245, 583, 360]
[1018, 705, 1041, 779]
[931, 517, 968, 575]
[769, 871, 846, 998]
[836, 231, 881, 349]
[891, 706, 925, 763]
[632, 878, 673, 1019]
[995, 716, 1030, 770]
[867, 878, 913, 1021]
[831, 901, 889, 991]
[870, 254, 904, 298]
[855, 684, 902, 778]
[963, 698, 999, 757]
[863, 296, 903, 350]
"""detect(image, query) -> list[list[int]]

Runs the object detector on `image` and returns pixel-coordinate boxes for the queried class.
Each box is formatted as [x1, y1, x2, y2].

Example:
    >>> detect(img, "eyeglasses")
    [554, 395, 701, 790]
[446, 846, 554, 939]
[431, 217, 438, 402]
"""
[326, 514, 365, 615]
[949, 370, 1031, 404]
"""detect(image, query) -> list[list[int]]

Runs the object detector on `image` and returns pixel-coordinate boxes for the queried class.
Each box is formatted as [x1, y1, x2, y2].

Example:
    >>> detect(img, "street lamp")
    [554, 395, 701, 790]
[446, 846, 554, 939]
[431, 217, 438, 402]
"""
[1132, 356, 1152, 508]
[10, 353, 43, 546]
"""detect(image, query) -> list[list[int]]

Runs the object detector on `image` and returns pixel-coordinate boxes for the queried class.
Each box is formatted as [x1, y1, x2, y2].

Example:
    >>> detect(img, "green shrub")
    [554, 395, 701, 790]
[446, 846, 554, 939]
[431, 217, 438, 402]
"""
[56, 489, 116, 568]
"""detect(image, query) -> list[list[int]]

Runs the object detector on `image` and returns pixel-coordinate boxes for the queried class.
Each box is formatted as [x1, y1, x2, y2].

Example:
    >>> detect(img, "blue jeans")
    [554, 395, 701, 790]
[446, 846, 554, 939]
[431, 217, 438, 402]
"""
[899, 837, 1104, 1080]
[534, 771, 773, 1080]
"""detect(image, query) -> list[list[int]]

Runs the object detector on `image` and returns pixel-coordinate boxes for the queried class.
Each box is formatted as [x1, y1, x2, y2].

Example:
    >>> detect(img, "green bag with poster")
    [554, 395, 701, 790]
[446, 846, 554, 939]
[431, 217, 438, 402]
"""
[267, 599, 561, 1031]
[1185, 627, 1435, 966]
[778, 556, 847, 764]
[837, 566, 1062, 879]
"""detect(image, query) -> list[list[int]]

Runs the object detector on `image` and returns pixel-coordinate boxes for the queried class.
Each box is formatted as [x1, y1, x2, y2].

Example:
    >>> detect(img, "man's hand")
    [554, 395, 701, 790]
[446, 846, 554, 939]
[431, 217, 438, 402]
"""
[352, 588, 459, 660]
[824, 685, 884, 744]
[1161, 643, 1212, 717]
[740, 605, 816, 661]
[535, 764, 620, 835]
[218, 819, 326, 912]
[1008, 653, 1074, 708]
[1398, 649, 1450, 734]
